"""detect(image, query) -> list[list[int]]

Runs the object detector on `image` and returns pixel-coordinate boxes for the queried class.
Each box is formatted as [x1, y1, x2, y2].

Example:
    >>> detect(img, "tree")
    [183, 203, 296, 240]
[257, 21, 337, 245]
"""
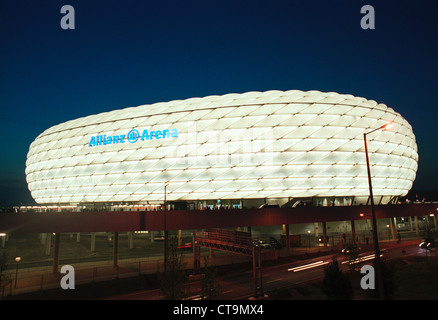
[0, 250, 11, 297]
[157, 236, 188, 300]
[200, 256, 220, 300]
[322, 257, 353, 300]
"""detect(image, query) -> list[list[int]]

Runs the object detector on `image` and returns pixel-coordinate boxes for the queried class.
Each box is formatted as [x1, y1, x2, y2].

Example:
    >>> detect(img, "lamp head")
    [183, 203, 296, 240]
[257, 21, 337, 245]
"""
[381, 122, 394, 131]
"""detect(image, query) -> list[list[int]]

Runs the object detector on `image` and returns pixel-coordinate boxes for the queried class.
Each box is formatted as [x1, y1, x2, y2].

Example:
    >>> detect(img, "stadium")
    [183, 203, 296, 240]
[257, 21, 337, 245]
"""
[4, 89, 434, 297]
[25, 89, 418, 210]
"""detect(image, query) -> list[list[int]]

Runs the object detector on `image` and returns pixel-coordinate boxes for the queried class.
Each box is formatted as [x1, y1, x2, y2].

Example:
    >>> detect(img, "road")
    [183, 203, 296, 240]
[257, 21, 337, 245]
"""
[109, 240, 423, 300]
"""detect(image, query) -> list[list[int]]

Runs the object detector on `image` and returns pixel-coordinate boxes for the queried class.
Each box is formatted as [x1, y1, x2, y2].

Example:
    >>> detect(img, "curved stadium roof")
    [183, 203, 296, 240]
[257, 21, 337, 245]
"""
[25, 90, 418, 205]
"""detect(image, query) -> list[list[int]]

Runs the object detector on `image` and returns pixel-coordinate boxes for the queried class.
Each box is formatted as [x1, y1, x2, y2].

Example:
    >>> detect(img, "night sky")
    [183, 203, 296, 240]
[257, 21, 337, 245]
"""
[1, 0, 437, 206]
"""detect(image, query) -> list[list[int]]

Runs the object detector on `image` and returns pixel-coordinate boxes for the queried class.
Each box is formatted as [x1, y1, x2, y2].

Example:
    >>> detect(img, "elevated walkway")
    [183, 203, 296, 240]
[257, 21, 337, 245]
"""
[0, 203, 436, 234]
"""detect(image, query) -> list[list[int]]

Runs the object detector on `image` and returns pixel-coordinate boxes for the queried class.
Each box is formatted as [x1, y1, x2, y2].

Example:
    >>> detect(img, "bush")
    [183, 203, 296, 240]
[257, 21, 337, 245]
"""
[322, 258, 353, 300]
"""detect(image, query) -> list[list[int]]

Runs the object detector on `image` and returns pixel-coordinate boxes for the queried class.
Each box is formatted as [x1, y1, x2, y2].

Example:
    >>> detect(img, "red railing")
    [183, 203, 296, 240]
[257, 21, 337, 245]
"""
[194, 228, 252, 246]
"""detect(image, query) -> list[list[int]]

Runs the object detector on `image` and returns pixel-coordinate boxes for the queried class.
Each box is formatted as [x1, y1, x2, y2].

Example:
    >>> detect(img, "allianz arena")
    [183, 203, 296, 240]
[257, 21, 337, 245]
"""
[25, 90, 418, 209]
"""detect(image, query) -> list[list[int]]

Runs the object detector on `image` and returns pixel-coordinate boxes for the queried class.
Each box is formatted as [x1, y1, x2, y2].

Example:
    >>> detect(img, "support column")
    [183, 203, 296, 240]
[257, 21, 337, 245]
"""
[415, 216, 420, 236]
[282, 224, 290, 250]
[76, 233, 81, 243]
[113, 232, 119, 268]
[45, 233, 51, 256]
[252, 246, 263, 298]
[434, 214, 438, 231]
[90, 232, 96, 252]
[351, 220, 356, 244]
[53, 233, 60, 273]
[193, 231, 201, 274]
[314, 222, 319, 238]
[322, 222, 328, 248]
[390, 217, 397, 240]
[128, 232, 134, 249]
[178, 230, 182, 246]
[1, 234, 6, 248]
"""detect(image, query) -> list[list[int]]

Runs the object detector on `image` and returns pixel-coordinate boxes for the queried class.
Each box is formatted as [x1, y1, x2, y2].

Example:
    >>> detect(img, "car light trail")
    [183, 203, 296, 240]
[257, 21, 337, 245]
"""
[341, 253, 383, 265]
[288, 261, 329, 272]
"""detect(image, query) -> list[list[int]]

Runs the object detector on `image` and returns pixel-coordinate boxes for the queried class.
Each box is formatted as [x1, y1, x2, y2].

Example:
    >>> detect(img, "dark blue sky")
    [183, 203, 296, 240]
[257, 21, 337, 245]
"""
[1, 0, 437, 206]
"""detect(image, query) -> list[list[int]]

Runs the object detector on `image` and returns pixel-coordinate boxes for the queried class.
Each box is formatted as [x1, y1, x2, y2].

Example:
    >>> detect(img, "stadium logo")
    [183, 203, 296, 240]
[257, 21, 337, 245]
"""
[88, 128, 178, 147]
[127, 129, 140, 143]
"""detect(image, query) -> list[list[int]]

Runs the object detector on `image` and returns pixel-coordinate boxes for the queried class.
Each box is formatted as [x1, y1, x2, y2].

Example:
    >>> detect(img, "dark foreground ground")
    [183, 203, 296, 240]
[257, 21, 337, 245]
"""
[5, 251, 438, 300]
[268, 255, 438, 300]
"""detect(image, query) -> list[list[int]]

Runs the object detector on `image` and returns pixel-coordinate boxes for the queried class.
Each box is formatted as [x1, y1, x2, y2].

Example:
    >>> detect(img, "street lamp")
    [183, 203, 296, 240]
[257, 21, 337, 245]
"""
[14, 256, 21, 288]
[164, 181, 172, 270]
[363, 121, 393, 299]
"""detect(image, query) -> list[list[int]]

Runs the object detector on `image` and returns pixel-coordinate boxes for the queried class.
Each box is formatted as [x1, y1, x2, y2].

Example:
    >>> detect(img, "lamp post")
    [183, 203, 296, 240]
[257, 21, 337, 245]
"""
[363, 121, 393, 299]
[164, 181, 171, 270]
[14, 256, 21, 288]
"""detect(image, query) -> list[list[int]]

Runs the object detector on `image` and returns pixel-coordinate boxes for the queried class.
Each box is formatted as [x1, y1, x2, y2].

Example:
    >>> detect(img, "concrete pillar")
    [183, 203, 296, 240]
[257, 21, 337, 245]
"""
[434, 214, 438, 231]
[415, 216, 420, 236]
[314, 222, 319, 238]
[409, 216, 413, 232]
[90, 232, 96, 252]
[193, 236, 201, 274]
[45, 233, 51, 256]
[40, 233, 45, 245]
[322, 222, 328, 248]
[367, 218, 372, 232]
[113, 232, 119, 268]
[128, 232, 134, 249]
[1, 234, 6, 248]
[282, 224, 290, 250]
[76, 232, 81, 243]
[53, 233, 60, 273]
[390, 217, 397, 240]
[178, 230, 182, 246]
[351, 220, 356, 244]
[150, 231, 155, 243]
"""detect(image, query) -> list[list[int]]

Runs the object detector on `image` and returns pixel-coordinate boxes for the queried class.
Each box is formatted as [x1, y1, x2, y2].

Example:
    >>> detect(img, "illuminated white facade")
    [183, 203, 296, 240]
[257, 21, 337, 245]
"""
[25, 90, 418, 206]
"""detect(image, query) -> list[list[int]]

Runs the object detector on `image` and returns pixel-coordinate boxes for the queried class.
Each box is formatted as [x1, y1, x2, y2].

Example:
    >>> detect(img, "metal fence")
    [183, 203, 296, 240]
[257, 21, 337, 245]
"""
[1, 250, 252, 298]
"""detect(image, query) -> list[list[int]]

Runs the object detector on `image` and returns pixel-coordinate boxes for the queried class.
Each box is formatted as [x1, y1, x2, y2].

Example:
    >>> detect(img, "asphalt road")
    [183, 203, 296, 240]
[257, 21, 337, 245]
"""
[109, 240, 423, 300]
